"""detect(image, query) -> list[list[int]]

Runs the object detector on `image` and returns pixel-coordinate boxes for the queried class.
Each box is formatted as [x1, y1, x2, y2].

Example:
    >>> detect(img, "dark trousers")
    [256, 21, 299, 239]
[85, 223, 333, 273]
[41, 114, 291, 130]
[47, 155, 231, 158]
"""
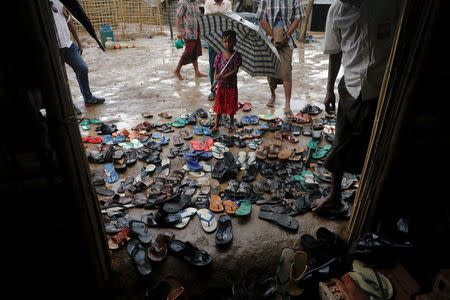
[60, 43, 92, 101]
[324, 77, 378, 174]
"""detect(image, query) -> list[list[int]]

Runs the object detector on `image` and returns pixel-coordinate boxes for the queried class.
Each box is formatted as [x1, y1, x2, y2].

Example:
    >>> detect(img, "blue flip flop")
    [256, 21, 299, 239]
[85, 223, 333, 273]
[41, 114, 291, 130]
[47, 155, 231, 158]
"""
[202, 127, 212, 136]
[193, 125, 204, 135]
[103, 134, 113, 144]
[249, 115, 259, 125]
[104, 163, 119, 183]
[241, 115, 251, 125]
[183, 152, 203, 171]
[157, 135, 170, 145]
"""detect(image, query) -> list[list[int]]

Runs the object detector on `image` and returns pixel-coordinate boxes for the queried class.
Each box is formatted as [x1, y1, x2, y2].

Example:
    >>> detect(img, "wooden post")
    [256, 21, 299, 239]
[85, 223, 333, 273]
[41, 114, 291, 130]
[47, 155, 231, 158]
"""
[299, 0, 314, 43]
[117, 0, 126, 37]
[138, 0, 142, 32]
[165, 0, 173, 40]
[156, 0, 163, 33]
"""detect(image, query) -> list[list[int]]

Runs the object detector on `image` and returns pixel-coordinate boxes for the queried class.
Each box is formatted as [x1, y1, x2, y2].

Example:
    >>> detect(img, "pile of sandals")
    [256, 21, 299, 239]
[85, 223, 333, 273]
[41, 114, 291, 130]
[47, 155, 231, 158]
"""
[83, 104, 360, 275]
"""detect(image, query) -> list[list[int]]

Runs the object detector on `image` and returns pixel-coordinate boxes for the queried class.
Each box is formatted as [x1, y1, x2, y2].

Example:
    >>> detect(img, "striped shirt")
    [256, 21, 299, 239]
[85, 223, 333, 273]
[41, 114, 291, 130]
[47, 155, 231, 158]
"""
[256, 0, 305, 49]
[177, 0, 202, 40]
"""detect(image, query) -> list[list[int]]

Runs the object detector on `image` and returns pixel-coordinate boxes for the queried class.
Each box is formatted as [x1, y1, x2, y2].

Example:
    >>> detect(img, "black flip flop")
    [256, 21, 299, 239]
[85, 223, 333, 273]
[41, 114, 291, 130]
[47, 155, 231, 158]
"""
[129, 220, 153, 244]
[258, 211, 299, 231]
[162, 194, 191, 214]
[127, 238, 152, 276]
[215, 215, 233, 246]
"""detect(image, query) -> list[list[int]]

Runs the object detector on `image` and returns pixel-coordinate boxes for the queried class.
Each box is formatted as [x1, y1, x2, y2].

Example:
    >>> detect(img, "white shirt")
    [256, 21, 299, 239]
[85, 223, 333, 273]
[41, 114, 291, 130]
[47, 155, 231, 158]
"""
[52, 0, 73, 48]
[204, 0, 232, 14]
[324, 0, 400, 100]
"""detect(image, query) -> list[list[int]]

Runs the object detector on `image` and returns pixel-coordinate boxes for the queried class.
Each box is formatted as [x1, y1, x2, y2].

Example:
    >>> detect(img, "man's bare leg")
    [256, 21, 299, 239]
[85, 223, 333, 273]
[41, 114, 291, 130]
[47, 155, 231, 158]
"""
[283, 80, 293, 117]
[193, 60, 207, 78]
[311, 169, 343, 211]
[173, 61, 184, 80]
[267, 85, 276, 107]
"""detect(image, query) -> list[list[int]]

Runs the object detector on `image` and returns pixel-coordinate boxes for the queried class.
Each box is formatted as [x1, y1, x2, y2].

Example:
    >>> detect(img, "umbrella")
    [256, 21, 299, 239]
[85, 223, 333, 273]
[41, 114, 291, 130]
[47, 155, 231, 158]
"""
[60, 0, 105, 51]
[199, 12, 280, 78]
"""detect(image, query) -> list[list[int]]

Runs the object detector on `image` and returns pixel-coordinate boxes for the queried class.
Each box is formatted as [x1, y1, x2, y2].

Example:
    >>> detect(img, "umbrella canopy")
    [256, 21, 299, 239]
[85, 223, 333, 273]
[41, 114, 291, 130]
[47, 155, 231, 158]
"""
[199, 12, 280, 77]
[60, 0, 105, 51]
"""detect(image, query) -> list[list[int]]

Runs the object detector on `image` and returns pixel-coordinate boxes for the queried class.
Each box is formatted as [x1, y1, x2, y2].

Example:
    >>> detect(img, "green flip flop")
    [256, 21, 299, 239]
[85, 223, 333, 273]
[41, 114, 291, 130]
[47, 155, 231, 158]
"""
[89, 118, 103, 124]
[236, 200, 252, 216]
[307, 138, 320, 150]
[169, 117, 188, 128]
[312, 145, 332, 159]
[80, 120, 91, 130]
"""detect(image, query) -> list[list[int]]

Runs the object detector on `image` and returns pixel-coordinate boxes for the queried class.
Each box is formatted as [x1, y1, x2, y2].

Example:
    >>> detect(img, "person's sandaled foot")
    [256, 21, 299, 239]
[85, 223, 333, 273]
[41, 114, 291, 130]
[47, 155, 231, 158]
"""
[284, 109, 295, 119]
[174, 71, 184, 80]
[229, 124, 237, 132]
[267, 98, 276, 107]
[195, 72, 207, 78]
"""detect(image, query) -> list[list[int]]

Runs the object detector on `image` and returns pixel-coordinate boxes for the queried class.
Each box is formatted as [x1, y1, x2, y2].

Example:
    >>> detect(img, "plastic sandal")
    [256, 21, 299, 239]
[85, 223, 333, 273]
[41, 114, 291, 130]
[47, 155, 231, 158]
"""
[197, 208, 217, 232]
[209, 195, 224, 213]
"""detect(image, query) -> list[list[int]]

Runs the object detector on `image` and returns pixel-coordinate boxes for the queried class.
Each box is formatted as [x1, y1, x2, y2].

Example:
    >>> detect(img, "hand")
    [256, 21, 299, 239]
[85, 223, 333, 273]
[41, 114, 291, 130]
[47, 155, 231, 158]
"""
[77, 42, 83, 55]
[215, 74, 224, 81]
[274, 34, 288, 47]
[324, 91, 336, 115]
[177, 32, 183, 40]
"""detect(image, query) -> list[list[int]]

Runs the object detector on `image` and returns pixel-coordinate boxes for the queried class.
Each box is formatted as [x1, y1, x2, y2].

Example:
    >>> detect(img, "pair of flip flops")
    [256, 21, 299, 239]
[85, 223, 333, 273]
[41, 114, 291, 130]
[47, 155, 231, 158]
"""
[241, 115, 259, 125]
[82, 136, 102, 144]
[168, 118, 189, 128]
[193, 125, 212, 136]
[80, 118, 102, 130]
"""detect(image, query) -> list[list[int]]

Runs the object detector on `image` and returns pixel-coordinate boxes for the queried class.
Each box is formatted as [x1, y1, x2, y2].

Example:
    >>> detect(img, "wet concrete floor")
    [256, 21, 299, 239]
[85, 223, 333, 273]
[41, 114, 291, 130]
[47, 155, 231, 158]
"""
[68, 29, 349, 296]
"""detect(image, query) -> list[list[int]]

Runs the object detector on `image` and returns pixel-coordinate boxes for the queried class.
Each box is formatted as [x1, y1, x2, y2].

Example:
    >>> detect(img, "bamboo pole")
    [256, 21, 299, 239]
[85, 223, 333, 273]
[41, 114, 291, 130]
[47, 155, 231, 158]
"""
[156, 0, 163, 33]
[117, 0, 126, 37]
[299, 0, 314, 43]
[165, 0, 173, 39]
[138, 0, 142, 32]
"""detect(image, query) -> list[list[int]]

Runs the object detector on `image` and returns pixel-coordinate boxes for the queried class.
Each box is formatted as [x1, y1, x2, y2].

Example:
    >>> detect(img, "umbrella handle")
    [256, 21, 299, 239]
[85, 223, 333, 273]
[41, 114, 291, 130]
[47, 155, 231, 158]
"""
[211, 51, 237, 93]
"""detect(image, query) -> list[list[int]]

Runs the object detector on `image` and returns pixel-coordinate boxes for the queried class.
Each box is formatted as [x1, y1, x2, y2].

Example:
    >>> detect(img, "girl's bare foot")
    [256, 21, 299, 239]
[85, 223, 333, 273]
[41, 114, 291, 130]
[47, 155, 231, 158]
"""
[212, 126, 219, 132]
[174, 71, 184, 80]
[229, 124, 236, 132]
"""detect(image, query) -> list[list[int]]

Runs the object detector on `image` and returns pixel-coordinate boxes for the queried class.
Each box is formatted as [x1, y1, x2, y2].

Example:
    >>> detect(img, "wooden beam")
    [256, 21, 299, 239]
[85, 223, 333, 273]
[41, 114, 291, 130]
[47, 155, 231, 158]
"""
[165, 0, 173, 39]
[299, 0, 314, 43]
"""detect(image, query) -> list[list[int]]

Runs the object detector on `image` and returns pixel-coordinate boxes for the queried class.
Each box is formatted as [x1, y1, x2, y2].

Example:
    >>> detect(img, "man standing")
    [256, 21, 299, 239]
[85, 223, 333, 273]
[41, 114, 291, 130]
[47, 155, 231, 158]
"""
[311, 0, 400, 213]
[256, 0, 304, 119]
[174, 0, 208, 80]
[51, 0, 105, 111]
[204, 0, 232, 100]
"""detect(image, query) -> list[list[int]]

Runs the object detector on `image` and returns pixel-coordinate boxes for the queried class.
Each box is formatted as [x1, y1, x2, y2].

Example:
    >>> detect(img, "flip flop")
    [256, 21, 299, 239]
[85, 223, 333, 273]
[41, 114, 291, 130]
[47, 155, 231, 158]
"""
[180, 129, 193, 140]
[191, 140, 204, 150]
[288, 251, 308, 296]
[197, 208, 217, 232]
[247, 151, 256, 166]
[89, 118, 103, 124]
[193, 125, 204, 135]
[158, 112, 172, 118]
[237, 151, 247, 171]
[209, 195, 224, 213]
[199, 161, 212, 172]
[236, 200, 252, 216]
[258, 211, 299, 231]
[104, 163, 119, 183]
[175, 207, 198, 228]
[248, 114, 259, 125]
[215, 215, 233, 245]
[266, 98, 276, 107]
[242, 102, 252, 111]
[277, 148, 291, 160]
[259, 114, 277, 121]
[276, 248, 295, 293]
[284, 110, 295, 120]
[223, 200, 239, 215]
[127, 239, 152, 276]
[210, 146, 225, 159]
[80, 120, 91, 130]
[312, 145, 332, 159]
[255, 143, 269, 160]
[82, 136, 102, 143]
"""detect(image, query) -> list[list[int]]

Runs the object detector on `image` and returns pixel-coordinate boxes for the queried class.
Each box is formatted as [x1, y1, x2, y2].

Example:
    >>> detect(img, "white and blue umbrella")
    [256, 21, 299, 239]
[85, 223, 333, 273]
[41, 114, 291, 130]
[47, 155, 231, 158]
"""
[199, 12, 281, 77]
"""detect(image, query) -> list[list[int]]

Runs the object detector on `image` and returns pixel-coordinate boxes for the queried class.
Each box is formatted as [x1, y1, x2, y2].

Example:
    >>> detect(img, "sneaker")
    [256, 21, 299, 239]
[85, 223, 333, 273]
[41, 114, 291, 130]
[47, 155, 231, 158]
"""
[208, 91, 215, 101]
[85, 95, 105, 106]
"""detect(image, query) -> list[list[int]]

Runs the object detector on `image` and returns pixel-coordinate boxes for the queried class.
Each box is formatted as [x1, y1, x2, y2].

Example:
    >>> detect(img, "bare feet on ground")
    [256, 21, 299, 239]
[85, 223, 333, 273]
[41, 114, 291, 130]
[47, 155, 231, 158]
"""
[174, 71, 184, 80]
[310, 194, 340, 212]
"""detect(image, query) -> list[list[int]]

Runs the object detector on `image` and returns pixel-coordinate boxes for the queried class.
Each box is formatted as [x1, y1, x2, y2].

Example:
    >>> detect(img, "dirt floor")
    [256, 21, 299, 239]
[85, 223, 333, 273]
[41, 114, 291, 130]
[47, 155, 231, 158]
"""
[68, 29, 350, 298]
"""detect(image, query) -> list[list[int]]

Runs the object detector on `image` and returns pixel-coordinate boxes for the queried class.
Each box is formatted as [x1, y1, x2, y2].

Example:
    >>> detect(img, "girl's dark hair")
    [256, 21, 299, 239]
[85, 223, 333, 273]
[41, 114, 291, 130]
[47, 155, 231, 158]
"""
[223, 29, 237, 42]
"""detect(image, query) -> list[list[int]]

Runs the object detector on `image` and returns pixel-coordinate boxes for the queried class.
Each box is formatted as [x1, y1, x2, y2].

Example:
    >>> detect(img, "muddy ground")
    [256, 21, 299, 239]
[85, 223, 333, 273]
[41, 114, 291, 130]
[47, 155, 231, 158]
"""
[67, 29, 349, 298]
